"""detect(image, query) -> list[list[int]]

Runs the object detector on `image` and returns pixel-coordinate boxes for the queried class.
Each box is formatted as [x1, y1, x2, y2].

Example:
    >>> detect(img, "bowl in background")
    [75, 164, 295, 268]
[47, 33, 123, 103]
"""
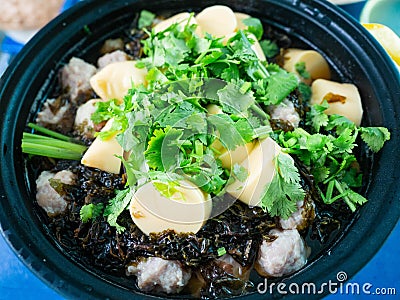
[328, 0, 367, 19]
[360, 0, 400, 35]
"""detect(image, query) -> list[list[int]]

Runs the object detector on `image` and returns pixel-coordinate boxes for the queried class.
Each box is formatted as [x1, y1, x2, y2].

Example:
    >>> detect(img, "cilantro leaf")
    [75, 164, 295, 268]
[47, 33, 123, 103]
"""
[80, 203, 104, 223]
[326, 114, 355, 133]
[243, 17, 264, 40]
[264, 68, 298, 105]
[261, 153, 305, 219]
[232, 163, 248, 182]
[156, 101, 207, 135]
[261, 174, 303, 219]
[207, 114, 245, 150]
[103, 189, 132, 233]
[185, 149, 227, 195]
[298, 82, 311, 101]
[305, 133, 330, 152]
[138, 10, 155, 29]
[342, 167, 362, 188]
[347, 189, 368, 205]
[306, 101, 329, 132]
[217, 83, 255, 115]
[332, 127, 357, 153]
[234, 118, 256, 143]
[312, 166, 330, 184]
[360, 127, 390, 152]
[153, 181, 182, 199]
[295, 61, 311, 79]
[259, 40, 279, 58]
[162, 34, 190, 66]
[145, 126, 184, 171]
[276, 153, 301, 184]
[91, 99, 121, 124]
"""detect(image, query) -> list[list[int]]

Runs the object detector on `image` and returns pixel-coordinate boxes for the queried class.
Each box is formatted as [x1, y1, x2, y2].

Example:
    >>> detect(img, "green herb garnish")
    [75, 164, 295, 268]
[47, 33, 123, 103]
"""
[259, 39, 279, 58]
[138, 10, 155, 29]
[80, 203, 104, 223]
[217, 247, 227, 257]
[103, 188, 132, 233]
[295, 61, 311, 79]
[278, 101, 390, 211]
[261, 153, 305, 218]
[91, 13, 390, 222]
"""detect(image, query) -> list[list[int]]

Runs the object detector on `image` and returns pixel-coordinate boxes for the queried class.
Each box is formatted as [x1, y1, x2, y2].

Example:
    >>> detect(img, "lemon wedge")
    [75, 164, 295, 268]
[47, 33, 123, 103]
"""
[362, 23, 400, 66]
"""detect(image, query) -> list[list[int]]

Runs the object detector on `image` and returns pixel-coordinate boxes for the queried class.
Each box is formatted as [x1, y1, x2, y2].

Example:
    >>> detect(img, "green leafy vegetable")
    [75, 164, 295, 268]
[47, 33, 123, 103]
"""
[298, 82, 312, 101]
[242, 17, 264, 40]
[279, 101, 391, 211]
[217, 82, 255, 115]
[295, 61, 311, 79]
[360, 127, 390, 152]
[263, 67, 298, 105]
[232, 163, 248, 182]
[259, 40, 279, 58]
[86, 12, 390, 221]
[138, 10, 155, 29]
[145, 126, 184, 171]
[80, 203, 104, 223]
[217, 247, 227, 257]
[306, 100, 330, 132]
[207, 114, 245, 150]
[153, 181, 182, 199]
[261, 153, 305, 219]
[103, 189, 132, 233]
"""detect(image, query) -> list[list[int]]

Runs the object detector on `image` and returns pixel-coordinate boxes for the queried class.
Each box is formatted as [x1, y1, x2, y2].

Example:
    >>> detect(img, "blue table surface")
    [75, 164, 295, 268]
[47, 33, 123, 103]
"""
[0, 1, 399, 299]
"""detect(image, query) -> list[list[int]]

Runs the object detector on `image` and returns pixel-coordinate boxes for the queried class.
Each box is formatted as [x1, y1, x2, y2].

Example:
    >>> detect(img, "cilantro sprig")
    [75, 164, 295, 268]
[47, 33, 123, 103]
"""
[80, 203, 104, 223]
[137, 18, 298, 106]
[278, 101, 390, 211]
[138, 10, 155, 29]
[79, 189, 133, 233]
[261, 153, 305, 218]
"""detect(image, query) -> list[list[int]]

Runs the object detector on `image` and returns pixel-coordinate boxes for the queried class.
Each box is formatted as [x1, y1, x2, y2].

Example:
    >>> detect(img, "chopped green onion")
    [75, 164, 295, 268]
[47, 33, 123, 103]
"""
[217, 247, 227, 257]
[21, 125, 87, 160]
[195, 140, 203, 156]
[239, 82, 252, 94]
[28, 123, 73, 142]
[22, 142, 84, 160]
[22, 133, 87, 152]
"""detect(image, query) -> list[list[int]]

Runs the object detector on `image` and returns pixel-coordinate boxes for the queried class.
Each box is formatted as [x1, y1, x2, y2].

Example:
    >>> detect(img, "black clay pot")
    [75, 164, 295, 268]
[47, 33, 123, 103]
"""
[0, 0, 399, 299]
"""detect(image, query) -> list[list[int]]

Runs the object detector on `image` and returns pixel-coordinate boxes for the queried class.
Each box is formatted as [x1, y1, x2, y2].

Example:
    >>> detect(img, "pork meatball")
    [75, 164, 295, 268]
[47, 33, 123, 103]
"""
[269, 98, 300, 128]
[60, 57, 97, 103]
[36, 170, 75, 216]
[100, 38, 125, 54]
[255, 229, 308, 277]
[215, 254, 248, 280]
[36, 97, 71, 127]
[74, 99, 102, 139]
[127, 257, 191, 294]
[279, 199, 315, 231]
[97, 50, 130, 69]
